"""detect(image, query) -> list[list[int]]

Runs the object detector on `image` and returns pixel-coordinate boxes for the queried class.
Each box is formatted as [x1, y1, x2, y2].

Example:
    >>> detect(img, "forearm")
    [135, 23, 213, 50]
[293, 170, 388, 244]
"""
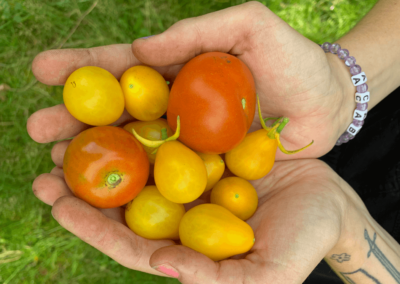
[325, 201, 400, 283]
[327, 0, 400, 133]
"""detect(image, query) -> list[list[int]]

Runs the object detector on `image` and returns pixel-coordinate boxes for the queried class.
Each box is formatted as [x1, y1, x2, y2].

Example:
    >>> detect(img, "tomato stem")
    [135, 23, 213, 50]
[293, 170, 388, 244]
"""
[107, 173, 122, 187]
[161, 128, 168, 140]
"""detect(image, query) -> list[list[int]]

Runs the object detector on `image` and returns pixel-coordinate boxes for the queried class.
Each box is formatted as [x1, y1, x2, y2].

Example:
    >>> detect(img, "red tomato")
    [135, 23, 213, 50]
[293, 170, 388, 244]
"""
[63, 126, 149, 208]
[167, 52, 256, 154]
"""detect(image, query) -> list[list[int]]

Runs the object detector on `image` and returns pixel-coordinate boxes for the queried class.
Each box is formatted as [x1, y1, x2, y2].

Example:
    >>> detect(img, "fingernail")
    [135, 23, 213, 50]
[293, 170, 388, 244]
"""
[140, 35, 154, 39]
[153, 264, 179, 278]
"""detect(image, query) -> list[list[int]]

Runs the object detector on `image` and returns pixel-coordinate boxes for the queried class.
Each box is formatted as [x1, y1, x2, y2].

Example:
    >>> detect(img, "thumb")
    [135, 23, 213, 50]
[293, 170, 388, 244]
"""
[149, 245, 262, 283]
[150, 245, 219, 282]
[132, 2, 277, 66]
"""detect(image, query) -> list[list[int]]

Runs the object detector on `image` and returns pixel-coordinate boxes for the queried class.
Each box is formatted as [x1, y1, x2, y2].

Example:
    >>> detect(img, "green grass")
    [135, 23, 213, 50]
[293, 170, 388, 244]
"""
[0, 0, 378, 283]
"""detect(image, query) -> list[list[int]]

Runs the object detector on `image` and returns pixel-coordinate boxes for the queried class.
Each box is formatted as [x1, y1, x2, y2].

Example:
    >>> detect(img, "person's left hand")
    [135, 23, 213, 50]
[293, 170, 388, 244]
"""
[148, 158, 368, 283]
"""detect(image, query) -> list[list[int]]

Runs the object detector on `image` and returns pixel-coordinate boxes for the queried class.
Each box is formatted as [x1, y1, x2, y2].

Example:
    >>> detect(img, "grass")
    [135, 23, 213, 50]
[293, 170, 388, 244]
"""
[0, 0, 378, 283]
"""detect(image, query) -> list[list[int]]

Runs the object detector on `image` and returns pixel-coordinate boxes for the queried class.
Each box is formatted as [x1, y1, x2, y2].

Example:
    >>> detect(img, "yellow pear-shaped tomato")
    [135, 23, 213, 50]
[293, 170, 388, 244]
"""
[120, 66, 169, 121]
[179, 204, 255, 261]
[211, 177, 258, 220]
[125, 186, 185, 240]
[155, 141, 207, 203]
[225, 129, 277, 180]
[124, 119, 173, 164]
[63, 66, 125, 126]
[196, 152, 225, 191]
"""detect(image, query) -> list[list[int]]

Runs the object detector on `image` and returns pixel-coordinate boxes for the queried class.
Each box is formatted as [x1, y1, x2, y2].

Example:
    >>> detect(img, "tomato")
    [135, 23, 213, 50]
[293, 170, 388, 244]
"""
[123, 119, 173, 164]
[226, 96, 313, 180]
[120, 66, 169, 121]
[167, 52, 256, 154]
[125, 186, 185, 240]
[131, 116, 208, 204]
[210, 177, 258, 220]
[179, 204, 254, 261]
[154, 140, 207, 203]
[63, 126, 149, 208]
[63, 66, 125, 126]
[196, 152, 225, 191]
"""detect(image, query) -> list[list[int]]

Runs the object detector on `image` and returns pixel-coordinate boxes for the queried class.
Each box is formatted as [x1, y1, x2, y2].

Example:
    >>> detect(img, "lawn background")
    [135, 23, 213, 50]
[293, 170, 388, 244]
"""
[0, 0, 378, 283]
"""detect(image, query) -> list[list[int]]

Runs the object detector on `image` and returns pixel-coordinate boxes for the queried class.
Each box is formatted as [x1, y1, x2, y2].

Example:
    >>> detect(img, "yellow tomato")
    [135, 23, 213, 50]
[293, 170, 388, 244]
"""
[225, 129, 278, 180]
[63, 66, 124, 126]
[179, 203, 254, 261]
[125, 186, 185, 240]
[155, 140, 207, 203]
[124, 119, 173, 164]
[120, 66, 169, 121]
[196, 152, 225, 191]
[210, 177, 258, 220]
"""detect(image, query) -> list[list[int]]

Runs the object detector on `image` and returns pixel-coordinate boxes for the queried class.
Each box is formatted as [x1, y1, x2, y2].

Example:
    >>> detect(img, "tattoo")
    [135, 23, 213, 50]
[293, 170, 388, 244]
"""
[335, 229, 400, 284]
[340, 269, 381, 284]
[331, 253, 351, 263]
[364, 229, 400, 283]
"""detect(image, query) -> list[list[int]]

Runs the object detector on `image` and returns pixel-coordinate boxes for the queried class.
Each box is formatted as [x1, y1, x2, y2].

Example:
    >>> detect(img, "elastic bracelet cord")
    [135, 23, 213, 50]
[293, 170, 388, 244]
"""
[320, 42, 369, 146]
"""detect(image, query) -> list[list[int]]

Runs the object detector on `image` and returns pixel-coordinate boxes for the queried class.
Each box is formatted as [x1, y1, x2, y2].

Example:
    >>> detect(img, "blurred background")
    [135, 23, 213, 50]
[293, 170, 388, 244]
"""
[0, 0, 378, 283]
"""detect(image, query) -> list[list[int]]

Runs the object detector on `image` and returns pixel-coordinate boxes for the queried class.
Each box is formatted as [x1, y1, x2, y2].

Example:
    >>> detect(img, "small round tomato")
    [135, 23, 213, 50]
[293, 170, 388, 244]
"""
[210, 177, 258, 221]
[63, 66, 125, 126]
[196, 152, 225, 191]
[120, 66, 169, 121]
[167, 52, 256, 154]
[155, 140, 207, 203]
[123, 118, 173, 164]
[63, 126, 149, 208]
[125, 186, 185, 240]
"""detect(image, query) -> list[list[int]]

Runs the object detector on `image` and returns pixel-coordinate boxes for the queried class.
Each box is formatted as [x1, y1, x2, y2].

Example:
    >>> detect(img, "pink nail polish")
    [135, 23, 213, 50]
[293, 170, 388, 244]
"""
[153, 264, 179, 278]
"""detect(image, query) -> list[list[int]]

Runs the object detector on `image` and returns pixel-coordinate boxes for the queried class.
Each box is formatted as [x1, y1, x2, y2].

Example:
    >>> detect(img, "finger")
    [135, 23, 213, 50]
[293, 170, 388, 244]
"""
[27, 104, 134, 143]
[32, 173, 72, 206]
[51, 140, 71, 167]
[150, 245, 266, 283]
[32, 44, 183, 85]
[99, 207, 126, 225]
[50, 166, 64, 178]
[52, 196, 175, 275]
[132, 1, 268, 66]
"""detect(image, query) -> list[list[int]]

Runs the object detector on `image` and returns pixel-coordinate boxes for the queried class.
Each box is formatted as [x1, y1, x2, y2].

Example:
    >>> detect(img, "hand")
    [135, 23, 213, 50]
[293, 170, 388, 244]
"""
[149, 158, 367, 283]
[131, 1, 355, 159]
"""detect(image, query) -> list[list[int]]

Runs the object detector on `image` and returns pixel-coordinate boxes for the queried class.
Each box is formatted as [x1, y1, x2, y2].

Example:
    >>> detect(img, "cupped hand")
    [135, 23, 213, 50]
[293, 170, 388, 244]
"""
[149, 158, 366, 283]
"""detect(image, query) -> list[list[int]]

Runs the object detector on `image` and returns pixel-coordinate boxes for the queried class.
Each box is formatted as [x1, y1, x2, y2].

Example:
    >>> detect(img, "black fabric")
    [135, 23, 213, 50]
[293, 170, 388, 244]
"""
[304, 86, 400, 283]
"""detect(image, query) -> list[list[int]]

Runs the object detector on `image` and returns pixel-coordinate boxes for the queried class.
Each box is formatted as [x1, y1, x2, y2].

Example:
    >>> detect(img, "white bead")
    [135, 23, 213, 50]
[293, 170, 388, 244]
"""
[347, 123, 361, 135]
[353, 109, 368, 121]
[351, 72, 367, 86]
[355, 92, 370, 103]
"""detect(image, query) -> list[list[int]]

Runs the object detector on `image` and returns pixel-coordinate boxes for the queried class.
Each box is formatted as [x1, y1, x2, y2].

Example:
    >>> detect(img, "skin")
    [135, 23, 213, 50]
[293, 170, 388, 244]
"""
[29, 1, 400, 282]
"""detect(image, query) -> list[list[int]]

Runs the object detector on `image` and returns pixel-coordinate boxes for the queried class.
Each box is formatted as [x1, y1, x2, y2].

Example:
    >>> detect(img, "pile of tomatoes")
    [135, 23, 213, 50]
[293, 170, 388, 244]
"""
[62, 52, 312, 261]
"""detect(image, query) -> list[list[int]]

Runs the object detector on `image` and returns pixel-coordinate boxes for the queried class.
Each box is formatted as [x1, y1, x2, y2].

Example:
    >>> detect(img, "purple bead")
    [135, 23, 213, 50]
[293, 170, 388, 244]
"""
[350, 65, 362, 75]
[342, 134, 350, 143]
[356, 102, 368, 111]
[322, 42, 331, 53]
[356, 83, 368, 93]
[337, 49, 349, 60]
[349, 133, 355, 140]
[329, 43, 341, 54]
[345, 56, 356, 67]
[352, 119, 365, 127]
[336, 140, 343, 146]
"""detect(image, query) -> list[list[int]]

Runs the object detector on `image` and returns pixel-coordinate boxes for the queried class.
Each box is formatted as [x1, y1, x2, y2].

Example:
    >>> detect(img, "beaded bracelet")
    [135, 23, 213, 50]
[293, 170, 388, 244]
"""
[320, 42, 369, 146]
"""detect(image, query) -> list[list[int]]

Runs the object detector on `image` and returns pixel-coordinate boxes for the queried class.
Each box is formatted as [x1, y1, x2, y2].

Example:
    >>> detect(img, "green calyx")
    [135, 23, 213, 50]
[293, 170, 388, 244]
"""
[106, 173, 122, 188]
[257, 94, 314, 155]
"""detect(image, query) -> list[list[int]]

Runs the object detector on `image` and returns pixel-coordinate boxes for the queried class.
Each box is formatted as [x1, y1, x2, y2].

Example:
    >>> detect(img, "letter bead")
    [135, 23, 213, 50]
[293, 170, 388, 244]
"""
[355, 92, 370, 103]
[347, 123, 361, 135]
[351, 72, 367, 87]
[353, 109, 368, 121]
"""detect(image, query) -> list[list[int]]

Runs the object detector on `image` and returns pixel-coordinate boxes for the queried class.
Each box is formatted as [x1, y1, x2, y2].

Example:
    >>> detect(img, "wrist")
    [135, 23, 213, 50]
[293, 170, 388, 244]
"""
[326, 52, 357, 140]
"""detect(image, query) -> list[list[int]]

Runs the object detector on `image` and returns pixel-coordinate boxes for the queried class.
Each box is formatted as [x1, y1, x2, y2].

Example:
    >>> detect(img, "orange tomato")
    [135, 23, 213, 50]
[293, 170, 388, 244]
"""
[210, 177, 258, 220]
[123, 119, 173, 164]
[63, 66, 125, 126]
[120, 66, 169, 121]
[196, 152, 225, 191]
[167, 52, 256, 154]
[63, 126, 149, 208]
